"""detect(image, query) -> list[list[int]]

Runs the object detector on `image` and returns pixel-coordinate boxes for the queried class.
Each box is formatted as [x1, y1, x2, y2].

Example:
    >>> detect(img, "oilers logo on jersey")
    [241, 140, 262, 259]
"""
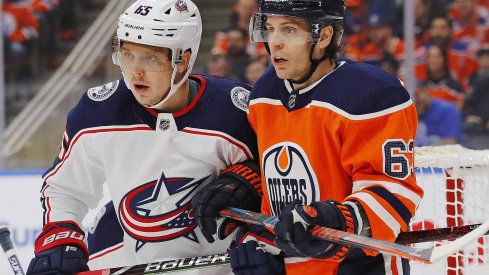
[262, 142, 320, 216]
[119, 171, 208, 251]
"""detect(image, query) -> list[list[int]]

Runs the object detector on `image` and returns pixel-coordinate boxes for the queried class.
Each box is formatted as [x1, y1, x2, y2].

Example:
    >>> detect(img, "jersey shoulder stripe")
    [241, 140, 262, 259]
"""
[180, 127, 253, 159]
[251, 60, 412, 116]
[67, 79, 153, 140]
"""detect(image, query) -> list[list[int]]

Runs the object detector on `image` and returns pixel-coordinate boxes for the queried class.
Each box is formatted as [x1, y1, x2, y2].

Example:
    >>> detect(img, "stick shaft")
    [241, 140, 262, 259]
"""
[76, 253, 230, 275]
[0, 225, 25, 275]
[220, 208, 489, 263]
[219, 208, 489, 244]
[219, 208, 432, 262]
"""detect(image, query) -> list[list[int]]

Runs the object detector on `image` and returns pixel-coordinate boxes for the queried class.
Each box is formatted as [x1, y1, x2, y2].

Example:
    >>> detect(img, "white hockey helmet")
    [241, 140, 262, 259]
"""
[113, 0, 202, 109]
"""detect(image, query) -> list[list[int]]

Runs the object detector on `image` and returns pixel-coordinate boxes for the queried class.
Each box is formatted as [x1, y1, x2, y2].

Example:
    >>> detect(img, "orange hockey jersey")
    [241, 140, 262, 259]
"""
[247, 60, 423, 274]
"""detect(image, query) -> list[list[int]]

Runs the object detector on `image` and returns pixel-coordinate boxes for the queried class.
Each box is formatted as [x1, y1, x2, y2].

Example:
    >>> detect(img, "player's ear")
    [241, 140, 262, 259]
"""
[177, 50, 192, 74]
[318, 25, 333, 49]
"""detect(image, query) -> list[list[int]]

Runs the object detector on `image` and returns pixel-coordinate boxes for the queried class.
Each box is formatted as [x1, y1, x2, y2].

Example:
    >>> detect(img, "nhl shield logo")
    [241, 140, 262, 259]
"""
[288, 93, 296, 109]
[175, 0, 188, 12]
[159, 119, 171, 131]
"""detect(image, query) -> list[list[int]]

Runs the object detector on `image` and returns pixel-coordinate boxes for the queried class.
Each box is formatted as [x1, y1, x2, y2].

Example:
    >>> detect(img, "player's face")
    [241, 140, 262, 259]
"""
[120, 42, 173, 107]
[265, 16, 315, 80]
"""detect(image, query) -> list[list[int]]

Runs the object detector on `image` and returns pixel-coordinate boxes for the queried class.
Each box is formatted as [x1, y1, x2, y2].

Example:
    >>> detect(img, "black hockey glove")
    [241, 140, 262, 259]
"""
[27, 221, 89, 275]
[191, 161, 262, 243]
[274, 199, 357, 261]
[229, 223, 285, 275]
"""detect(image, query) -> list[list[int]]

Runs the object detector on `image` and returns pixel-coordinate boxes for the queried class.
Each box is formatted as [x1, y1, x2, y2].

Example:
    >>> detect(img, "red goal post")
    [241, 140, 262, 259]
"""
[411, 145, 489, 275]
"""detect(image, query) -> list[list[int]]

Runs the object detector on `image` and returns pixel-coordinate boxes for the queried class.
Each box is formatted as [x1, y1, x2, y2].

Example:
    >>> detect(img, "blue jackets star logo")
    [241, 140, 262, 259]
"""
[118, 171, 208, 251]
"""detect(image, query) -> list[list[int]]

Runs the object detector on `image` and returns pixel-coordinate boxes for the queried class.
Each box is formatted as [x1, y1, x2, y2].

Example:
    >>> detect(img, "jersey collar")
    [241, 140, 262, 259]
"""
[284, 61, 346, 94]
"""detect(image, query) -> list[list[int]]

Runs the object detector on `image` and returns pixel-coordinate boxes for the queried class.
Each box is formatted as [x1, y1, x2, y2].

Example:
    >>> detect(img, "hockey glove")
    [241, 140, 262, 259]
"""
[274, 199, 356, 261]
[229, 224, 285, 275]
[27, 221, 89, 275]
[191, 161, 262, 243]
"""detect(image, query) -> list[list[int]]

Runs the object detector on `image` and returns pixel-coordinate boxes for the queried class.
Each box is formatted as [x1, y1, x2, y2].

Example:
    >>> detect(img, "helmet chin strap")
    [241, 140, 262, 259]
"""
[145, 68, 181, 109]
[146, 49, 193, 110]
[120, 60, 188, 110]
[264, 41, 329, 87]
[289, 43, 329, 85]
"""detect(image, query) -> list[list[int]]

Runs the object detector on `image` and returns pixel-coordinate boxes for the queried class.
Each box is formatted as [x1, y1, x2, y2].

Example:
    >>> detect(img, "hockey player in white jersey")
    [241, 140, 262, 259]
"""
[26, 0, 261, 274]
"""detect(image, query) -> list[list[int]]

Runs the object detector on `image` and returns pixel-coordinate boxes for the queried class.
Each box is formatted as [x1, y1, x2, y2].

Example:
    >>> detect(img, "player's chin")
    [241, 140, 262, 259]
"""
[135, 96, 155, 107]
[274, 69, 292, 80]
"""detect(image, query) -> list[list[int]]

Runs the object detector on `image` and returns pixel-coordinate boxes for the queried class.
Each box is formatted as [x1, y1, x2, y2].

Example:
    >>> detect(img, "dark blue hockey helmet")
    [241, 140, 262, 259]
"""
[250, 0, 345, 43]
[259, 0, 345, 23]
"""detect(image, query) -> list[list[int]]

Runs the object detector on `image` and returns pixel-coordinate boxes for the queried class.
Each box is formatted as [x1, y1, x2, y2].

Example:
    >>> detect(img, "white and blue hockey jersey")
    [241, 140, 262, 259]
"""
[40, 74, 257, 272]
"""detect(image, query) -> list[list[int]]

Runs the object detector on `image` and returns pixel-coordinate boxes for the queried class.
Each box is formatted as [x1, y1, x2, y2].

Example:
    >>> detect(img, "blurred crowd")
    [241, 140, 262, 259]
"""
[339, 0, 489, 148]
[206, 0, 269, 85]
[2, 0, 103, 81]
[2, 0, 489, 149]
[207, 0, 489, 148]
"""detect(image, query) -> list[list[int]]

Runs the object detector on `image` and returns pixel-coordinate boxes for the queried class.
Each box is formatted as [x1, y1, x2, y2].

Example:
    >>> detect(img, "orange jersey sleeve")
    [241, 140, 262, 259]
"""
[247, 61, 423, 274]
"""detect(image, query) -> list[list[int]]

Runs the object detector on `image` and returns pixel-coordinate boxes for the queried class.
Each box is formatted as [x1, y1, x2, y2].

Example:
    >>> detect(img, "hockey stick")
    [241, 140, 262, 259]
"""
[77, 219, 488, 274]
[220, 207, 489, 263]
[76, 253, 230, 275]
[0, 225, 25, 275]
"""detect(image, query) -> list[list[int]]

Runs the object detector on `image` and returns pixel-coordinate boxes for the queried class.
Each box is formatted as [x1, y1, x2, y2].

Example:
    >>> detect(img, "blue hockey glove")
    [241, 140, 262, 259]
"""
[27, 221, 89, 275]
[229, 224, 285, 275]
[191, 161, 262, 243]
[274, 199, 356, 261]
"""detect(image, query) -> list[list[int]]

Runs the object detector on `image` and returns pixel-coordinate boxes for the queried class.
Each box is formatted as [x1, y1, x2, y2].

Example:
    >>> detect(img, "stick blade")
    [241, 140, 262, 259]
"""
[429, 218, 489, 263]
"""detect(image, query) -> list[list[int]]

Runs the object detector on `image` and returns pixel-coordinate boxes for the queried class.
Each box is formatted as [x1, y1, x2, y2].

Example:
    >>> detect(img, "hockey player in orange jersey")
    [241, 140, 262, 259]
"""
[192, 0, 423, 274]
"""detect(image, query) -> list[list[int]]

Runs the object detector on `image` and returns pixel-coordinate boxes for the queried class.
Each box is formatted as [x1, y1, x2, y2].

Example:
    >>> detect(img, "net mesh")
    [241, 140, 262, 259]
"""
[410, 145, 489, 275]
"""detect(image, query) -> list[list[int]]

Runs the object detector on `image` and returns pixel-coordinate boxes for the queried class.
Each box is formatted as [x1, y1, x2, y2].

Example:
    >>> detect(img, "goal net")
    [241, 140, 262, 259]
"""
[411, 145, 489, 275]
